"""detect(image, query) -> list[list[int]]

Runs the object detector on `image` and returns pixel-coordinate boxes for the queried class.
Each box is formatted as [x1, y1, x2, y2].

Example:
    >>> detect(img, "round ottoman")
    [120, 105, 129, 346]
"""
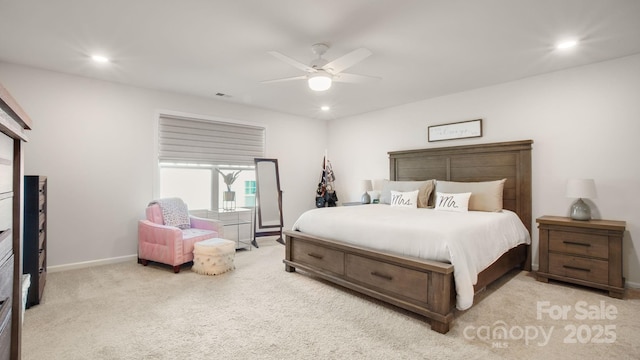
[192, 238, 236, 275]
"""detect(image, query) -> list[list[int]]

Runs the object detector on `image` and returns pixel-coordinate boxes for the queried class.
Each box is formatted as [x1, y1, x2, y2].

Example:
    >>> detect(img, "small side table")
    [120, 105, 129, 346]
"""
[536, 216, 626, 298]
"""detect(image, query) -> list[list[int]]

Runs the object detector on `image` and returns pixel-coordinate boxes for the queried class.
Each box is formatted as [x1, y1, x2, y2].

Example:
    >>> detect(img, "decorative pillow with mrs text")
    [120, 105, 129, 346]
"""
[390, 190, 419, 208]
[380, 180, 434, 208]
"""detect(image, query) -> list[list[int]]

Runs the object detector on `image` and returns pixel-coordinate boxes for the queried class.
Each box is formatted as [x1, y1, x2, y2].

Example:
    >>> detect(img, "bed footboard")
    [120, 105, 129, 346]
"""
[283, 230, 456, 333]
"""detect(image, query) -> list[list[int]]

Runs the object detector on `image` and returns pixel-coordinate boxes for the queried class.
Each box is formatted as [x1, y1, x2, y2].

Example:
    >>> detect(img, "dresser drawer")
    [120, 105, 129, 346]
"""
[39, 249, 46, 269]
[549, 253, 608, 284]
[0, 133, 12, 194]
[346, 254, 429, 303]
[38, 268, 46, 296]
[0, 254, 13, 301]
[0, 161, 11, 195]
[0, 296, 10, 360]
[549, 230, 608, 259]
[0, 197, 11, 232]
[39, 230, 46, 250]
[0, 230, 10, 263]
[291, 241, 344, 275]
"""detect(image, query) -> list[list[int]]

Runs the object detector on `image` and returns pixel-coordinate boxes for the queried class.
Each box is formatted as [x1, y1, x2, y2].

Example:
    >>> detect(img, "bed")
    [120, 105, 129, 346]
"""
[283, 140, 533, 333]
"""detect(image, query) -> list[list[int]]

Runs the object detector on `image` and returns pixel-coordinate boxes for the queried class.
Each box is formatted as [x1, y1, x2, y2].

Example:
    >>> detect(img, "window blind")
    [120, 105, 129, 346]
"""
[159, 115, 265, 166]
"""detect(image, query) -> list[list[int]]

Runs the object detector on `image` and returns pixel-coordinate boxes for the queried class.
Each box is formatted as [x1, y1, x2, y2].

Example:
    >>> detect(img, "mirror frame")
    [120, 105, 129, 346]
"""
[253, 158, 284, 246]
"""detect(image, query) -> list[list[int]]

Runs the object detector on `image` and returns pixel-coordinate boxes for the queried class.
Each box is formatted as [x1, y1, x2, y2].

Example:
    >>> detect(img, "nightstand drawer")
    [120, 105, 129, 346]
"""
[549, 253, 608, 284]
[549, 230, 608, 259]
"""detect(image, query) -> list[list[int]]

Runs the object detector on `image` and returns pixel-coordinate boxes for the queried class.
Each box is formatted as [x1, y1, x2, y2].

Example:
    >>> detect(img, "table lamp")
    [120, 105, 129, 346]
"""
[566, 179, 597, 221]
[360, 180, 372, 204]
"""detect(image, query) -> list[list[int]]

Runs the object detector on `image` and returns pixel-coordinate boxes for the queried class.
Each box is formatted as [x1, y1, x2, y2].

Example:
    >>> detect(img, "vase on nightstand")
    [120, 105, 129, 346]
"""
[223, 191, 236, 210]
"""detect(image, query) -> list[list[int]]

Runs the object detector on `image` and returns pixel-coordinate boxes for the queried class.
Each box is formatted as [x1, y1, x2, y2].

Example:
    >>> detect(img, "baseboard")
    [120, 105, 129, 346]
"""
[47, 237, 280, 273]
[48, 254, 138, 273]
[626, 280, 640, 289]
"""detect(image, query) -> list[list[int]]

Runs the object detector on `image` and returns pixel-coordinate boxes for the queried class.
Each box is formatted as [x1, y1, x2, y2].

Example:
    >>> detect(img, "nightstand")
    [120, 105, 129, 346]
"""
[342, 202, 368, 206]
[536, 216, 626, 298]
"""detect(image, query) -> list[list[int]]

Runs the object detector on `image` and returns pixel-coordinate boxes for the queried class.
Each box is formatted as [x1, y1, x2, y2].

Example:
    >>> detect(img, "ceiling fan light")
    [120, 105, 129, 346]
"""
[308, 72, 332, 91]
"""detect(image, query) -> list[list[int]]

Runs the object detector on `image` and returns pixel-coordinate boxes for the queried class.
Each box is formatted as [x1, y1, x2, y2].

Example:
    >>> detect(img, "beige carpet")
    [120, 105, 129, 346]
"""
[23, 241, 640, 359]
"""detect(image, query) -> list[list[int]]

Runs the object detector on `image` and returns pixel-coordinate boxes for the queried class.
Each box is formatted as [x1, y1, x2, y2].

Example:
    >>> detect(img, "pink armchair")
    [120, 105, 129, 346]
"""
[138, 200, 224, 273]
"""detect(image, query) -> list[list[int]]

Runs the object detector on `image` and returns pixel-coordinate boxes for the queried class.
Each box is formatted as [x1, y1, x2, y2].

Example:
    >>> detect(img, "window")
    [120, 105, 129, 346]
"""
[216, 168, 256, 209]
[160, 167, 211, 210]
[157, 114, 265, 210]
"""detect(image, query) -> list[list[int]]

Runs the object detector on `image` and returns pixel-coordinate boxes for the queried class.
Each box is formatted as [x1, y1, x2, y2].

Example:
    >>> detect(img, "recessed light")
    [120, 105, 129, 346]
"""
[321, 105, 330, 111]
[556, 39, 578, 50]
[91, 54, 110, 63]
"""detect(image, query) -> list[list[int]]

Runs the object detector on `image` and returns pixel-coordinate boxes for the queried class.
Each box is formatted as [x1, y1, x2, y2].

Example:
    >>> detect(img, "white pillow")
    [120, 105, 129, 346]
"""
[434, 192, 471, 212]
[390, 190, 419, 208]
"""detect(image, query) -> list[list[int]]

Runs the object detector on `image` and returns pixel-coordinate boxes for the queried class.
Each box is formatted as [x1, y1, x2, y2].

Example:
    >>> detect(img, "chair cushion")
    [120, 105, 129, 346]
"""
[181, 228, 218, 255]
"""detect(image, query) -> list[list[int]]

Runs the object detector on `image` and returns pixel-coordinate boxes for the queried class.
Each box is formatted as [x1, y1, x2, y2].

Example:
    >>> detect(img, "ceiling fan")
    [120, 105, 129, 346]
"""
[262, 43, 380, 91]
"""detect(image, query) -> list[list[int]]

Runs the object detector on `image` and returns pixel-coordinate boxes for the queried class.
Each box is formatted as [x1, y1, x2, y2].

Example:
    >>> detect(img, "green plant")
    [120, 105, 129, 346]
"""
[216, 169, 242, 192]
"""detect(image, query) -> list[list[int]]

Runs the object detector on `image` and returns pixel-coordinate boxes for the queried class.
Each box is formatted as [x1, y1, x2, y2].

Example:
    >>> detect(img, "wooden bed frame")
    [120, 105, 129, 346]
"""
[283, 140, 533, 333]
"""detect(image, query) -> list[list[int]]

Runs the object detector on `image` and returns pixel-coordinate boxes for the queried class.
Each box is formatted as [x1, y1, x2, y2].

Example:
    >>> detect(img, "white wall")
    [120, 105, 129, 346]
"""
[3, 53, 639, 286]
[328, 54, 640, 286]
[0, 62, 327, 267]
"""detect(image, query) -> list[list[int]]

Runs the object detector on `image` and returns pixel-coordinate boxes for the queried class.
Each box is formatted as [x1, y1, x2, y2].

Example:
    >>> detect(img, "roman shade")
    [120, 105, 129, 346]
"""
[159, 115, 265, 166]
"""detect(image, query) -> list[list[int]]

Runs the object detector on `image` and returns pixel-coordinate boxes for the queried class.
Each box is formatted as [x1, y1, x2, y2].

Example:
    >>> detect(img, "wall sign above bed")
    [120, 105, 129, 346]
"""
[428, 118, 482, 142]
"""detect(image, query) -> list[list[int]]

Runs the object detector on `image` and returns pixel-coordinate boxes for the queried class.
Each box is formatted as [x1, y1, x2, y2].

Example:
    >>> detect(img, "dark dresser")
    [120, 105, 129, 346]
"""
[23, 176, 47, 308]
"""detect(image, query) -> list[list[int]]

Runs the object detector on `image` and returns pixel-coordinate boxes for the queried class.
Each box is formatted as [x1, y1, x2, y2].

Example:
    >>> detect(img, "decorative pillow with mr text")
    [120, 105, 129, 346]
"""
[434, 192, 471, 212]
[390, 190, 419, 208]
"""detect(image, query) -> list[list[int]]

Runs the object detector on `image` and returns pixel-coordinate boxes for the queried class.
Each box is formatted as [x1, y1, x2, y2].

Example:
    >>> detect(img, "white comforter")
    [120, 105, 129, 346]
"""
[292, 204, 531, 310]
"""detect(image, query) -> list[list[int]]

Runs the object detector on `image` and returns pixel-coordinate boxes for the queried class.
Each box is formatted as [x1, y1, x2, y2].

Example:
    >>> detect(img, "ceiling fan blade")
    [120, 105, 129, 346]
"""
[333, 72, 381, 83]
[261, 75, 307, 84]
[323, 48, 372, 74]
[268, 51, 315, 73]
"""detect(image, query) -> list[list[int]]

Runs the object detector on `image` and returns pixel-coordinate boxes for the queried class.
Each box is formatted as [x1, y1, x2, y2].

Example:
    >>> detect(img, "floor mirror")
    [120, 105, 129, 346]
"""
[253, 158, 284, 246]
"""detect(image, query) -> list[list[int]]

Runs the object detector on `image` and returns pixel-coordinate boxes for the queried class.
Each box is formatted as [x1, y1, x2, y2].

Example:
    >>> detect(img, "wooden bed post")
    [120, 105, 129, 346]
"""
[428, 271, 454, 333]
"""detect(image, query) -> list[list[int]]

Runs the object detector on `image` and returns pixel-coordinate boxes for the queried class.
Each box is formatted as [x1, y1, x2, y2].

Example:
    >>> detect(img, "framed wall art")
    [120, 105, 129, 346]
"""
[428, 119, 482, 142]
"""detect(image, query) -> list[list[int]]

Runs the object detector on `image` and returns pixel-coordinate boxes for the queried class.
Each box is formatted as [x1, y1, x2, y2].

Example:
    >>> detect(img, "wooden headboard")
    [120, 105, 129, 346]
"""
[388, 140, 533, 234]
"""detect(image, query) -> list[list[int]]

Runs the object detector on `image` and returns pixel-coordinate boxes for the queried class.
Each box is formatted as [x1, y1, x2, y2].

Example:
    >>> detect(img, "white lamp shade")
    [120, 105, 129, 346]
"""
[308, 71, 332, 91]
[566, 178, 597, 199]
[360, 180, 373, 192]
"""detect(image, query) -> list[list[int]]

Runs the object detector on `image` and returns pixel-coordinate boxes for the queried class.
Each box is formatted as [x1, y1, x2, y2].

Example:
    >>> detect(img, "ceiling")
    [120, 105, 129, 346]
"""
[1, 0, 640, 120]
